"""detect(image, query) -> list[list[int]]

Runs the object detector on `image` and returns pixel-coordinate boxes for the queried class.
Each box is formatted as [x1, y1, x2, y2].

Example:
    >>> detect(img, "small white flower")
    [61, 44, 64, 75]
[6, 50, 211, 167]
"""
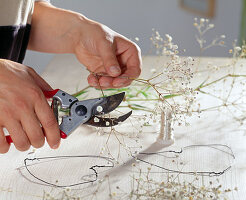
[165, 51, 170, 55]
[165, 34, 172, 42]
[172, 45, 178, 50]
[150, 68, 157, 73]
[235, 46, 241, 51]
[187, 57, 193, 62]
[200, 18, 205, 23]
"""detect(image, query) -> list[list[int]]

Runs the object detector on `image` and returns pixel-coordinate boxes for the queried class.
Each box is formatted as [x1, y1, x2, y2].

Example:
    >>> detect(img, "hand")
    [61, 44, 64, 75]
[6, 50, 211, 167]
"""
[74, 21, 142, 89]
[29, 2, 142, 89]
[0, 59, 60, 153]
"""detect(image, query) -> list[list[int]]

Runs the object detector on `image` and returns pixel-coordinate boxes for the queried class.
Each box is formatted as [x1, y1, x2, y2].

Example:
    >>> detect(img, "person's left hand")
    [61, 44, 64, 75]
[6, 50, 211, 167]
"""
[29, 2, 142, 89]
[74, 21, 142, 89]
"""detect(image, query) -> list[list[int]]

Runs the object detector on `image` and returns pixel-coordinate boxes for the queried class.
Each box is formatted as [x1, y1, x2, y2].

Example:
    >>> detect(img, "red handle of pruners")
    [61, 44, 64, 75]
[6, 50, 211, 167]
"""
[5, 89, 67, 144]
[6, 131, 67, 144]
[43, 89, 60, 98]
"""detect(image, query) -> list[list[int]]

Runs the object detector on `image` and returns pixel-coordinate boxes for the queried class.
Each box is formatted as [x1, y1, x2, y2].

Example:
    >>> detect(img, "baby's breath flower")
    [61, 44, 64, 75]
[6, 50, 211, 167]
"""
[172, 45, 178, 50]
[151, 68, 157, 73]
[165, 34, 172, 42]
[187, 57, 193, 62]
[235, 46, 241, 51]
[200, 18, 205, 23]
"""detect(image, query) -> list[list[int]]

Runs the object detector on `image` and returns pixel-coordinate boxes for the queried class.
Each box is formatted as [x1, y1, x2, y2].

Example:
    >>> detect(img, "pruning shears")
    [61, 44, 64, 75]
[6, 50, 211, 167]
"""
[6, 89, 132, 144]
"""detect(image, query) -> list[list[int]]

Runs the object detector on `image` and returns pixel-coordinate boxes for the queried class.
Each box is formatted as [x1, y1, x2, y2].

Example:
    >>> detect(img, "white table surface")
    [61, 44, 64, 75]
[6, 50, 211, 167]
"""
[0, 55, 246, 200]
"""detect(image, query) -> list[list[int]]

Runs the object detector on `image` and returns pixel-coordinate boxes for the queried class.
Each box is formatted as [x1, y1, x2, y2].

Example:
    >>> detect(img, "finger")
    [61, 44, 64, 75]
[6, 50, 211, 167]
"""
[34, 97, 60, 149]
[87, 74, 99, 87]
[21, 112, 45, 148]
[27, 67, 53, 91]
[98, 41, 121, 77]
[0, 127, 10, 154]
[113, 39, 142, 87]
[112, 58, 141, 87]
[98, 76, 114, 88]
[87, 74, 114, 89]
[112, 66, 140, 88]
[5, 121, 30, 151]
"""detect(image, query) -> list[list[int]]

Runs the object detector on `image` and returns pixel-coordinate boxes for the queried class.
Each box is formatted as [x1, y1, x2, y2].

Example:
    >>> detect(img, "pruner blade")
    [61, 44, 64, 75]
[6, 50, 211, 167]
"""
[85, 111, 132, 127]
[91, 92, 125, 116]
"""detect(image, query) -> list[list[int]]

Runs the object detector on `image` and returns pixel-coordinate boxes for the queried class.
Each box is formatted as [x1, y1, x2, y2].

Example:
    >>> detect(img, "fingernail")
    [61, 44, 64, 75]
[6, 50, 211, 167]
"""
[114, 82, 124, 87]
[52, 143, 60, 149]
[110, 66, 121, 75]
[101, 82, 110, 87]
[90, 82, 98, 87]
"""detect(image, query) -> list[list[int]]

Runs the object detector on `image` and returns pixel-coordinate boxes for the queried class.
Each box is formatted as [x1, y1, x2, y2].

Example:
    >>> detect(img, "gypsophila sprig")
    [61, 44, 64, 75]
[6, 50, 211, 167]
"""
[194, 18, 225, 52]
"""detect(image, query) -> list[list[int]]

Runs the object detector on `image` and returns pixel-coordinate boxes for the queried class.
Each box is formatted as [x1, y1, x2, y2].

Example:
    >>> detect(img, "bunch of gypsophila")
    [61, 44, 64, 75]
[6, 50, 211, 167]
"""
[192, 18, 246, 125]
[193, 18, 225, 54]
[111, 166, 237, 200]
[70, 17, 246, 158]
[42, 168, 237, 200]
[92, 34, 195, 160]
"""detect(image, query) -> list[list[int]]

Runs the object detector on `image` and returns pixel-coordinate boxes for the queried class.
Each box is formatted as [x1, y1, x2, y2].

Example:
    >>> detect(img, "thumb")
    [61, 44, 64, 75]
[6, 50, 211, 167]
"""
[99, 41, 121, 77]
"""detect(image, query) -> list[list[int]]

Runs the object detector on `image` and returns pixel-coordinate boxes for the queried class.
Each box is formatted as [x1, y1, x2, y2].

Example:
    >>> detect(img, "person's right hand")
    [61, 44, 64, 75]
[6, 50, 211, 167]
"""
[0, 59, 61, 153]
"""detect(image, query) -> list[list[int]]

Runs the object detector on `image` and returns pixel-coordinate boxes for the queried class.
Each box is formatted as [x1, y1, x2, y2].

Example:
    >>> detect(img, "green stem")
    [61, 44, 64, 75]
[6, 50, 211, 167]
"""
[200, 74, 246, 89]
[72, 86, 91, 97]
[70, 74, 246, 113]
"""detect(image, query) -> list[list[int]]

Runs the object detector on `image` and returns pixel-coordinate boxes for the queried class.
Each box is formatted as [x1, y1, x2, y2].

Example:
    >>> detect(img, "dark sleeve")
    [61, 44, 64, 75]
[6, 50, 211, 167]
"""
[0, 24, 31, 63]
[0, 0, 33, 64]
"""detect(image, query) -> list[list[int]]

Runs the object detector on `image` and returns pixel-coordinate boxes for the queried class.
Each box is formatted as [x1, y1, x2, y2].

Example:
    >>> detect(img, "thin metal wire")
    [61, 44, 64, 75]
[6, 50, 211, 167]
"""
[23, 144, 235, 189]
[135, 144, 235, 177]
[24, 155, 114, 188]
